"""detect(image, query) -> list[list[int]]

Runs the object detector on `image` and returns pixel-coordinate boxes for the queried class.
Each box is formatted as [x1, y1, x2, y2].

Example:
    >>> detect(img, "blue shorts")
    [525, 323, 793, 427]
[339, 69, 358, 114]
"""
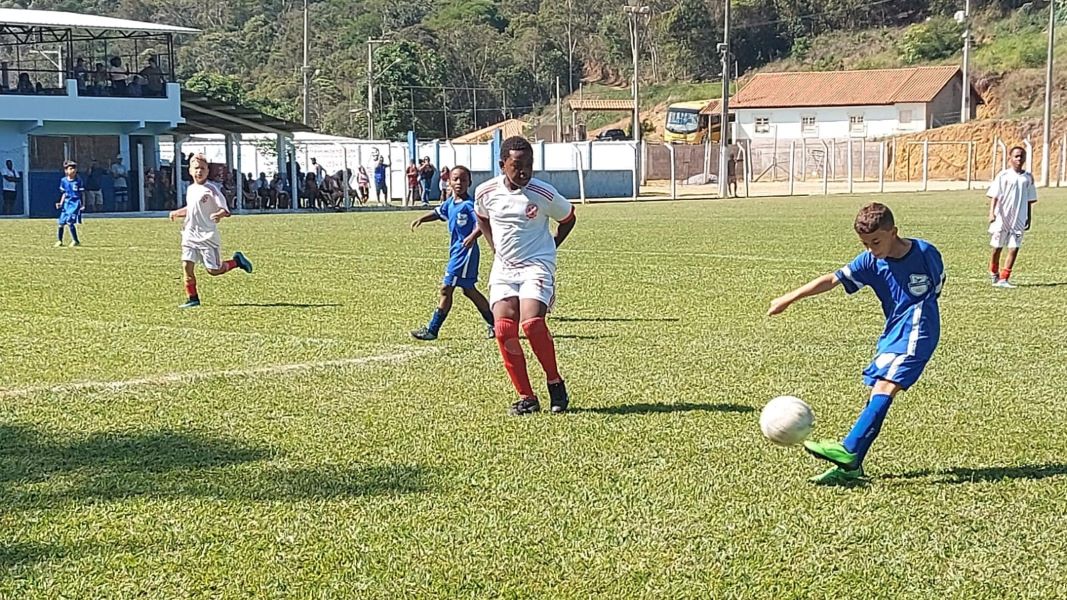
[443, 273, 477, 289]
[863, 351, 930, 390]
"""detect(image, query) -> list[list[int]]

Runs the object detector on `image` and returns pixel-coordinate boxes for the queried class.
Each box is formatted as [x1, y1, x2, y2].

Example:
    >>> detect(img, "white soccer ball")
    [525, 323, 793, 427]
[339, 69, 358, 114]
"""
[759, 395, 814, 446]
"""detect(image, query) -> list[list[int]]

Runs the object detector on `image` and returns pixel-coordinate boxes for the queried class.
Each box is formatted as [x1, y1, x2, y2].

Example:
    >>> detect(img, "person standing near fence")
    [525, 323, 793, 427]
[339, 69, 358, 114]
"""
[2, 159, 19, 215]
[987, 145, 1037, 289]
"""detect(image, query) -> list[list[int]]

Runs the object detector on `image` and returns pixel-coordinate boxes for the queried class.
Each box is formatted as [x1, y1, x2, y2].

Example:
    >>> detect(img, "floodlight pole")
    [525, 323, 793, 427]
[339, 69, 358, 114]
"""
[366, 37, 390, 139]
[1041, 0, 1056, 187]
[718, 0, 732, 199]
[302, 0, 311, 125]
[959, 0, 971, 124]
[624, 2, 649, 142]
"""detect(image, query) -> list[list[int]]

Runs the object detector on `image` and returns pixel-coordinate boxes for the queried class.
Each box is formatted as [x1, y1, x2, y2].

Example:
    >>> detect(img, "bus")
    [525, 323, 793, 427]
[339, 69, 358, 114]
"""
[663, 100, 733, 144]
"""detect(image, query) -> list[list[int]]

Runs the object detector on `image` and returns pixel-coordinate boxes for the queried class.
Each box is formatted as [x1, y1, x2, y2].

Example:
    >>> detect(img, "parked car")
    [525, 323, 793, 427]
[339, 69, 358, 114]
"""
[594, 128, 627, 141]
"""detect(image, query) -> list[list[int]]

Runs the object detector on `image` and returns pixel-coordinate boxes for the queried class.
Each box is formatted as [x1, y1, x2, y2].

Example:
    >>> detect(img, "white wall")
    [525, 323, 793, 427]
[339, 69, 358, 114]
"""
[736, 103, 929, 140]
[0, 82, 182, 132]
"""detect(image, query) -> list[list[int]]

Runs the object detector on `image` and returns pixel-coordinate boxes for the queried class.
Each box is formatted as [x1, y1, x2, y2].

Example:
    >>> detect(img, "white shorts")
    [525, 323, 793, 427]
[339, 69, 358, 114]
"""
[182, 244, 223, 270]
[989, 229, 1023, 249]
[488, 262, 556, 309]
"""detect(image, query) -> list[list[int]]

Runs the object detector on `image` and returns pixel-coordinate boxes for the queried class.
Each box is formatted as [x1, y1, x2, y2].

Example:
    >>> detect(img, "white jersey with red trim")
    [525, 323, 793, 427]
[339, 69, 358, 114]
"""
[182, 182, 229, 247]
[474, 175, 574, 272]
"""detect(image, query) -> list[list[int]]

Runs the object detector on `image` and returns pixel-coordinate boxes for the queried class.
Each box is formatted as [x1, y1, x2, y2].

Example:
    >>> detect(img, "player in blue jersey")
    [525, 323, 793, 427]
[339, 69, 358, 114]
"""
[55, 160, 85, 247]
[768, 202, 945, 485]
[409, 165, 496, 340]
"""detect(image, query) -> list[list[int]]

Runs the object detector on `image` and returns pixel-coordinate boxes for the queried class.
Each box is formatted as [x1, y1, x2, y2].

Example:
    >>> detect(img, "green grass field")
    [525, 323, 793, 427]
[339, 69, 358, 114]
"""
[2, 191, 1066, 598]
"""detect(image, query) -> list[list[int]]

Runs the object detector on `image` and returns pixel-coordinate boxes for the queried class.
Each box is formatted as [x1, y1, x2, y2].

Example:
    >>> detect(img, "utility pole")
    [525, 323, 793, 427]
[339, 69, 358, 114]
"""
[366, 37, 389, 139]
[1041, 0, 1056, 187]
[956, 0, 971, 124]
[718, 0, 732, 198]
[556, 76, 563, 142]
[301, 0, 311, 125]
[624, 1, 650, 142]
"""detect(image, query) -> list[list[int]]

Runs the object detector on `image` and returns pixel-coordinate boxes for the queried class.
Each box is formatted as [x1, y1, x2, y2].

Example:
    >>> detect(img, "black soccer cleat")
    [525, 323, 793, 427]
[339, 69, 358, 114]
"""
[548, 380, 569, 414]
[509, 396, 541, 416]
[410, 327, 438, 341]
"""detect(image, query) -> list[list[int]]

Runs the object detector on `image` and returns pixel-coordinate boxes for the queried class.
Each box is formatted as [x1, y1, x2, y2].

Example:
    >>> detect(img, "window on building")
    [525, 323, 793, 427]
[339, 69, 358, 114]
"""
[801, 116, 816, 133]
[899, 109, 913, 125]
[754, 117, 770, 133]
[849, 115, 865, 133]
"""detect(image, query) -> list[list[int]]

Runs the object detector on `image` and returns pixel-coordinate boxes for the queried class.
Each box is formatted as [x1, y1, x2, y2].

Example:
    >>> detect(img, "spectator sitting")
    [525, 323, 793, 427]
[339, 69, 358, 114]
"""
[73, 58, 89, 93]
[16, 73, 35, 95]
[108, 57, 128, 96]
[139, 57, 164, 97]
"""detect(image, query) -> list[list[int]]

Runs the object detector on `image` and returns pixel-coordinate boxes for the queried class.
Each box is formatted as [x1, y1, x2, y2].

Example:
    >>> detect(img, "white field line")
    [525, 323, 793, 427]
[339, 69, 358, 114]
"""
[0, 347, 437, 399]
[0, 311, 344, 346]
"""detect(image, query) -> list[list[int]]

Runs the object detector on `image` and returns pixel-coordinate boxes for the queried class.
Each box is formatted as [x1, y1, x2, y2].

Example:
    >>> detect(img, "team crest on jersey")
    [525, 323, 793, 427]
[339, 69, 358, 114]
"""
[525, 203, 539, 219]
[908, 274, 931, 296]
[456, 212, 469, 227]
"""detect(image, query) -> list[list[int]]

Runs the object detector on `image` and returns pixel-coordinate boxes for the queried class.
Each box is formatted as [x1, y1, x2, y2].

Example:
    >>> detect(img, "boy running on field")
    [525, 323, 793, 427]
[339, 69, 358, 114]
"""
[475, 136, 577, 416]
[409, 165, 496, 340]
[768, 202, 945, 485]
[168, 154, 253, 308]
[987, 145, 1037, 289]
[55, 160, 84, 247]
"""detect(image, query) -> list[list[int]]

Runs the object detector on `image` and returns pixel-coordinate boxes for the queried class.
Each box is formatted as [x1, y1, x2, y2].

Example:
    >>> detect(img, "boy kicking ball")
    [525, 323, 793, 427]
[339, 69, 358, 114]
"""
[987, 145, 1037, 289]
[475, 136, 577, 416]
[409, 165, 496, 340]
[768, 203, 945, 485]
[168, 154, 252, 308]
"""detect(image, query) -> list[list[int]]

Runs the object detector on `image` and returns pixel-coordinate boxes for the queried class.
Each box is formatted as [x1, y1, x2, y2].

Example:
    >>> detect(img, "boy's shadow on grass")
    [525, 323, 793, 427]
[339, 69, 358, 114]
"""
[223, 302, 342, 308]
[553, 316, 680, 323]
[0, 424, 434, 509]
[1016, 282, 1067, 288]
[882, 463, 1067, 484]
[570, 402, 754, 415]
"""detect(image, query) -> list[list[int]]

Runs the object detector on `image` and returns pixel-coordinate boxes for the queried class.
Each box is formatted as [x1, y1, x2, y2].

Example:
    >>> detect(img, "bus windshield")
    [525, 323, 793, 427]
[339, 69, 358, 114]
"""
[666, 109, 701, 134]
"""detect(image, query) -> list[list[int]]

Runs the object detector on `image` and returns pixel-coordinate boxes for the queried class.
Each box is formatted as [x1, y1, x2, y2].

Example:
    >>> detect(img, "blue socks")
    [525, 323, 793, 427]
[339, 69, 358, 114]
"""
[57, 225, 79, 243]
[427, 309, 448, 334]
[843, 393, 893, 467]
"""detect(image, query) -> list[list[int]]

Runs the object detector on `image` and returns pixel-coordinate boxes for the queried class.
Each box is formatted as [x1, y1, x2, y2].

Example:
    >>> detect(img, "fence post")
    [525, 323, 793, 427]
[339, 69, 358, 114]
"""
[879, 141, 886, 193]
[664, 143, 677, 200]
[921, 139, 929, 192]
[965, 141, 973, 191]
[788, 140, 795, 196]
[820, 139, 829, 195]
[1060, 135, 1066, 187]
[629, 142, 639, 200]
[801, 138, 807, 182]
[573, 143, 587, 204]
[847, 137, 854, 194]
[860, 140, 867, 182]
[739, 144, 750, 197]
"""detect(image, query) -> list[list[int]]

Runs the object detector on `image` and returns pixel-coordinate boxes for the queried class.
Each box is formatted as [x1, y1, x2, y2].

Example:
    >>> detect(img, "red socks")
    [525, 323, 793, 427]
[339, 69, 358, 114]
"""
[989, 258, 999, 276]
[184, 280, 198, 299]
[999, 267, 1012, 282]
[494, 318, 534, 398]
[521, 317, 561, 383]
[220, 259, 237, 273]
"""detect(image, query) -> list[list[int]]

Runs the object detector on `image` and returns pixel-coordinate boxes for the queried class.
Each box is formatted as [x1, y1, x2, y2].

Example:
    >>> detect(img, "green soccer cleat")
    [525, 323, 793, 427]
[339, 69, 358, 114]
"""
[803, 439, 859, 470]
[809, 466, 866, 486]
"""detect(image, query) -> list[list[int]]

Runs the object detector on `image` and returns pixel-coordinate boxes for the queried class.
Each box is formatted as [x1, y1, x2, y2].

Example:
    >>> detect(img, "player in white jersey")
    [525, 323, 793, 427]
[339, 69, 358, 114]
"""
[474, 136, 577, 415]
[168, 154, 252, 308]
[987, 145, 1037, 288]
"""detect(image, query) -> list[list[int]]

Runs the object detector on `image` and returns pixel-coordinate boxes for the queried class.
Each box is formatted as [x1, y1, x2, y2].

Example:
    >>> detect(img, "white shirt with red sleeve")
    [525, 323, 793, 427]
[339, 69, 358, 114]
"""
[474, 175, 575, 272]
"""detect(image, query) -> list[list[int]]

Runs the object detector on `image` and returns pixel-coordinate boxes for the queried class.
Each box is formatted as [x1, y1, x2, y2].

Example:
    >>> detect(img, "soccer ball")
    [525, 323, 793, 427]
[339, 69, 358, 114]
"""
[759, 396, 814, 446]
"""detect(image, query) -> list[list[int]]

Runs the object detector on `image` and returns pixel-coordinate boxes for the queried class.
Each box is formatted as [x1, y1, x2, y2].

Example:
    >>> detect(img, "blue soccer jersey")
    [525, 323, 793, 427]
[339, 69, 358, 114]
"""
[434, 195, 480, 288]
[835, 239, 946, 389]
[58, 176, 85, 225]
